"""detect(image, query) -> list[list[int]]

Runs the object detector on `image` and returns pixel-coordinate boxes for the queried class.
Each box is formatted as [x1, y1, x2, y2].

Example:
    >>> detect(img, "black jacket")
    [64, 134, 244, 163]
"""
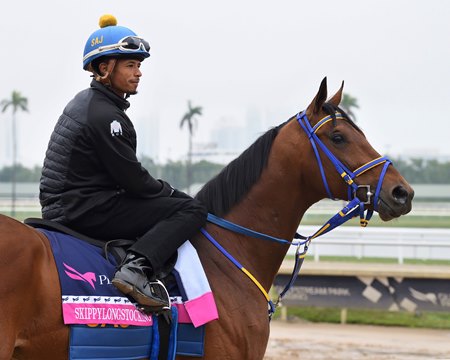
[40, 80, 172, 224]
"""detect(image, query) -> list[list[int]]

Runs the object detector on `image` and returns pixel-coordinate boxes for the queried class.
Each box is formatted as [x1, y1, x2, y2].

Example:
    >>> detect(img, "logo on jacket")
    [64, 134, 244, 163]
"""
[110, 120, 123, 137]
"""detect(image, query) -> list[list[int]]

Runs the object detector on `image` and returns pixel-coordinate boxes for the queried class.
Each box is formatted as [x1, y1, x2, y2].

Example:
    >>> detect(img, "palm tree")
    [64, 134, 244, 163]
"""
[340, 93, 359, 121]
[179, 101, 202, 194]
[1, 91, 28, 217]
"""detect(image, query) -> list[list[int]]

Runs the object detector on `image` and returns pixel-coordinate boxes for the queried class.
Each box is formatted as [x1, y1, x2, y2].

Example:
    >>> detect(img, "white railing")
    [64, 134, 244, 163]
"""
[290, 226, 450, 264]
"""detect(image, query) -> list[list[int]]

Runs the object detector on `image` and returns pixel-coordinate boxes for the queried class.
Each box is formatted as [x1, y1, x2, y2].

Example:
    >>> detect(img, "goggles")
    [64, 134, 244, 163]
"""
[117, 36, 150, 52]
[83, 36, 150, 62]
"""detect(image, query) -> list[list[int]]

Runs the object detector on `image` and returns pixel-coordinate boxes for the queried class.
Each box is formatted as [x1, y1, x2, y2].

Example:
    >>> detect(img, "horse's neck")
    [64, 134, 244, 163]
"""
[221, 120, 324, 290]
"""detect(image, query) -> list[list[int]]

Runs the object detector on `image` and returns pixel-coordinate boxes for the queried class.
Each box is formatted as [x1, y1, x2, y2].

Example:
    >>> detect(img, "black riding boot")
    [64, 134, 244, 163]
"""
[112, 252, 170, 311]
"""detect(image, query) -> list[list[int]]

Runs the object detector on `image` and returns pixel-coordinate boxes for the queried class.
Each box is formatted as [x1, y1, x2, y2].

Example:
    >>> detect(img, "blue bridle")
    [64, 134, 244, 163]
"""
[202, 110, 393, 317]
[296, 111, 392, 227]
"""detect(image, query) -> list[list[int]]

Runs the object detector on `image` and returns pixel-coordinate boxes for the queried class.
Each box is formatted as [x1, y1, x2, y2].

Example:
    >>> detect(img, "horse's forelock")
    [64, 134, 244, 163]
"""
[323, 102, 362, 133]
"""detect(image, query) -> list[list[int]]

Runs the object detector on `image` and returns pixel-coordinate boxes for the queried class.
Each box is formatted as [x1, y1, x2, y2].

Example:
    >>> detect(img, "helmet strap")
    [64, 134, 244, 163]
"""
[91, 58, 134, 99]
[95, 58, 117, 87]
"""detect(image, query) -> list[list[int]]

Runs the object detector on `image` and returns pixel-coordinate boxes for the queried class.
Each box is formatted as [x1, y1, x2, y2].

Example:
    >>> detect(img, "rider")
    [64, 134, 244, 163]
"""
[39, 15, 207, 310]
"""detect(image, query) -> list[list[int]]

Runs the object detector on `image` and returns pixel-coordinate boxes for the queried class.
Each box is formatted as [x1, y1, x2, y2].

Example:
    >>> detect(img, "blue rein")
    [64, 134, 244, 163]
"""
[201, 111, 392, 318]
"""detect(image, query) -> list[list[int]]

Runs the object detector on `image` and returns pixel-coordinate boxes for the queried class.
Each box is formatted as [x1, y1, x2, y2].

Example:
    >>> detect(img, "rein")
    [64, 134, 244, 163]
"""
[201, 111, 392, 318]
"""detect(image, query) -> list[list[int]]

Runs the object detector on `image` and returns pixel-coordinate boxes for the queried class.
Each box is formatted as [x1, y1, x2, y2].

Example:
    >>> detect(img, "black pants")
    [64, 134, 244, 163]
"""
[71, 190, 207, 272]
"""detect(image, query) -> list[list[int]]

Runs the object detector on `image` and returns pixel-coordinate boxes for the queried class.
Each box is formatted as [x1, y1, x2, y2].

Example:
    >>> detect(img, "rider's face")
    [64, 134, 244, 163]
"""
[108, 58, 142, 97]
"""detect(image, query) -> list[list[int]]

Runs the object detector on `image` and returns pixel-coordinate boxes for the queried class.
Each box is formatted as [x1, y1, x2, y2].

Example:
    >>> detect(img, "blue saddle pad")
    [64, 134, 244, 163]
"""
[70, 322, 205, 359]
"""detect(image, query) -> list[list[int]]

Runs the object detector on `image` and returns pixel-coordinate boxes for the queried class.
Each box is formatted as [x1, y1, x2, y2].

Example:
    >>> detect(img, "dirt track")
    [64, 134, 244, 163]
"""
[264, 320, 450, 359]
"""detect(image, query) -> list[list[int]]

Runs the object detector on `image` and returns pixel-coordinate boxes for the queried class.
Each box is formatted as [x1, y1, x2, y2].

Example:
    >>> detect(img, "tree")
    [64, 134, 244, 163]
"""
[340, 93, 359, 121]
[138, 155, 225, 192]
[180, 101, 203, 194]
[0, 164, 41, 182]
[1, 90, 28, 216]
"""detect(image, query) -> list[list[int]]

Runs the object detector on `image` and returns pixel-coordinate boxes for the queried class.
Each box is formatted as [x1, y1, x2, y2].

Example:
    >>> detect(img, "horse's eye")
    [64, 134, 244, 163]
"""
[331, 133, 345, 144]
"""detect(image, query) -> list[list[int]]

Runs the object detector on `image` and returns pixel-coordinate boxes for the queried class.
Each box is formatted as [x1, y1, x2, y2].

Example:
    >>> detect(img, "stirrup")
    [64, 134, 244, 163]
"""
[144, 279, 171, 307]
[137, 280, 171, 315]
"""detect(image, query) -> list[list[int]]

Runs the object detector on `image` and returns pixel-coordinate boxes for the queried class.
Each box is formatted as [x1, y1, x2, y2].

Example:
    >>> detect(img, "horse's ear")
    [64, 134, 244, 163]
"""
[306, 77, 328, 119]
[329, 80, 345, 107]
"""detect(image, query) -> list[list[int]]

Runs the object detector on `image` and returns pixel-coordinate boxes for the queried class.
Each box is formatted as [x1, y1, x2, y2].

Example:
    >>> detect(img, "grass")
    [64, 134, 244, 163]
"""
[302, 213, 450, 228]
[0, 211, 41, 222]
[276, 306, 450, 329]
[298, 255, 450, 266]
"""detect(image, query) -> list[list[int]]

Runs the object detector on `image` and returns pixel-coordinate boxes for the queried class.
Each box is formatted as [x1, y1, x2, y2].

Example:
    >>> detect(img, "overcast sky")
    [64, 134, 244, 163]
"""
[1, 0, 449, 167]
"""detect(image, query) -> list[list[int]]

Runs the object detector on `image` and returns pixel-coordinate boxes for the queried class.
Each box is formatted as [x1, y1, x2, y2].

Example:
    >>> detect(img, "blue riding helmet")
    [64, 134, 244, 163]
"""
[83, 14, 150, 70]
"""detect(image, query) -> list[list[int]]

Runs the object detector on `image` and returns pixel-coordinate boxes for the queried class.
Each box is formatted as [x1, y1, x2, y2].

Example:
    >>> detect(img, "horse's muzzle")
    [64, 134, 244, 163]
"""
[377, 184, 414, 221]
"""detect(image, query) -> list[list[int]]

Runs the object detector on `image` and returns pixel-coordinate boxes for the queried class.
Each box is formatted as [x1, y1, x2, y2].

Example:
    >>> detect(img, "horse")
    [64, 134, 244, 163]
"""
[0, 78, 413, 360]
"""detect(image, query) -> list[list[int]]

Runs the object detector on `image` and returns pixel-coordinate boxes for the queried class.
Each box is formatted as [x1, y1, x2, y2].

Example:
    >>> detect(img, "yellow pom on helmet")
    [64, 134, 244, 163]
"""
[99, 14, 118, 28]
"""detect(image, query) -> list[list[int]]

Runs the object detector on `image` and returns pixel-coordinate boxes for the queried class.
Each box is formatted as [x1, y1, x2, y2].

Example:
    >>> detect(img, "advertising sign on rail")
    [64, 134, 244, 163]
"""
[274, 274, 450, 312]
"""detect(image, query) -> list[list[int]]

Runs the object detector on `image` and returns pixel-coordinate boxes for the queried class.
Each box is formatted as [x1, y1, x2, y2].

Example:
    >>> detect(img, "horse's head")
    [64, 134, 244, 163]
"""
[302, 77, 413, 221]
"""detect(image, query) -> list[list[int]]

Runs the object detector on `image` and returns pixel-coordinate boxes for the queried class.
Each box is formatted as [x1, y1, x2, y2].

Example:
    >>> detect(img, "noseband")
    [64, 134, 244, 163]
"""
[202, 110, 393, 317]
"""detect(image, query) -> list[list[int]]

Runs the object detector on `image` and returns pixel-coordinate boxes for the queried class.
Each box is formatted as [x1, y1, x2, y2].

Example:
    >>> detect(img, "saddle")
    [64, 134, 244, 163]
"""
[23, 218, 177, 282]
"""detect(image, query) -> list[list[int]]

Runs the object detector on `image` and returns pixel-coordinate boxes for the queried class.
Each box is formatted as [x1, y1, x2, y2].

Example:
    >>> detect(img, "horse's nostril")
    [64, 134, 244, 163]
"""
[392, 185, 409, 205]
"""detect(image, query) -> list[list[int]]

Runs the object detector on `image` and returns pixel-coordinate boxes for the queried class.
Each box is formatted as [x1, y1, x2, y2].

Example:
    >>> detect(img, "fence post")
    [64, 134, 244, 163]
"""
[280, 305, 288, 321]
[340, 308, 347, 324]
[314, 243, 320, 262]
[397, 235, 404, 265]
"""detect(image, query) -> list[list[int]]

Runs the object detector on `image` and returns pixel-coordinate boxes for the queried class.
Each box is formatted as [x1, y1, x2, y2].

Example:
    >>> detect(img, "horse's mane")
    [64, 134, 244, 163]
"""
[195, 121, 286, 216]
[195, 103, 360, 216]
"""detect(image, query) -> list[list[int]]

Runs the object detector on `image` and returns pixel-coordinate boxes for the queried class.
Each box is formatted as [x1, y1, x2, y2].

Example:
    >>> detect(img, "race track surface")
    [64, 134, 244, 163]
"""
[265, 320, 450, 359]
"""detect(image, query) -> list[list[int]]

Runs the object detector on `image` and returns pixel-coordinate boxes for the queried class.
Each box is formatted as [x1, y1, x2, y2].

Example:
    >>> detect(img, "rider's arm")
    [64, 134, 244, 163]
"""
[89, 113, 173, 198]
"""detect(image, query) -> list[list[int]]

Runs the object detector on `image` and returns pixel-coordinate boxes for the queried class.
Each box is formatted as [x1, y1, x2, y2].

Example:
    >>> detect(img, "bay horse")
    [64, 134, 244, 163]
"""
[0, 78, 413, 360]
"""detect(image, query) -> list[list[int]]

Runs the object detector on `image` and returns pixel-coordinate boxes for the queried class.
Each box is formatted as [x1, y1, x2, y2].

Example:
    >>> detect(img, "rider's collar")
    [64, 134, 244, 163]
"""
[90, 80, 130, 111]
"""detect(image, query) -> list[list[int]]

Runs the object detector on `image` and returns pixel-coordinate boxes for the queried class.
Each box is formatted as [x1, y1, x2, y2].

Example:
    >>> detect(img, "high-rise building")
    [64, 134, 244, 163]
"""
[135, 114, 160, 162]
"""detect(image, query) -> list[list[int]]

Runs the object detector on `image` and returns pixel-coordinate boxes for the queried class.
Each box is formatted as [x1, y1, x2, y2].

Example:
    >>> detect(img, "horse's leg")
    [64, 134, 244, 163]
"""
[0, 216, 68, 359]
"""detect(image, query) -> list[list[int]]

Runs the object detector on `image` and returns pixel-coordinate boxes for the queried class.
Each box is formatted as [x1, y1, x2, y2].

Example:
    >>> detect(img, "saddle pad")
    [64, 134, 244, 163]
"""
[39, 228, 218, 327]
[70, 325, 153, 360]
[70, 323, 205, 359]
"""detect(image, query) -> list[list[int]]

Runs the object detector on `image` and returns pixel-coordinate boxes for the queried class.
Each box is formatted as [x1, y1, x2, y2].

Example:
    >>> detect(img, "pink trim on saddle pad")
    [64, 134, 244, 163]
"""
[62, 294, 218, 327]
[184, 292, 219, 327]
[63, 300, 153, 326]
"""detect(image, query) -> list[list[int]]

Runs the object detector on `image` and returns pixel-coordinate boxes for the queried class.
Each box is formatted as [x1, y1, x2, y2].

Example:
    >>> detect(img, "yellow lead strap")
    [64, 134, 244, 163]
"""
[311, 223, 330, 239]
[241, 268, 270, 302]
